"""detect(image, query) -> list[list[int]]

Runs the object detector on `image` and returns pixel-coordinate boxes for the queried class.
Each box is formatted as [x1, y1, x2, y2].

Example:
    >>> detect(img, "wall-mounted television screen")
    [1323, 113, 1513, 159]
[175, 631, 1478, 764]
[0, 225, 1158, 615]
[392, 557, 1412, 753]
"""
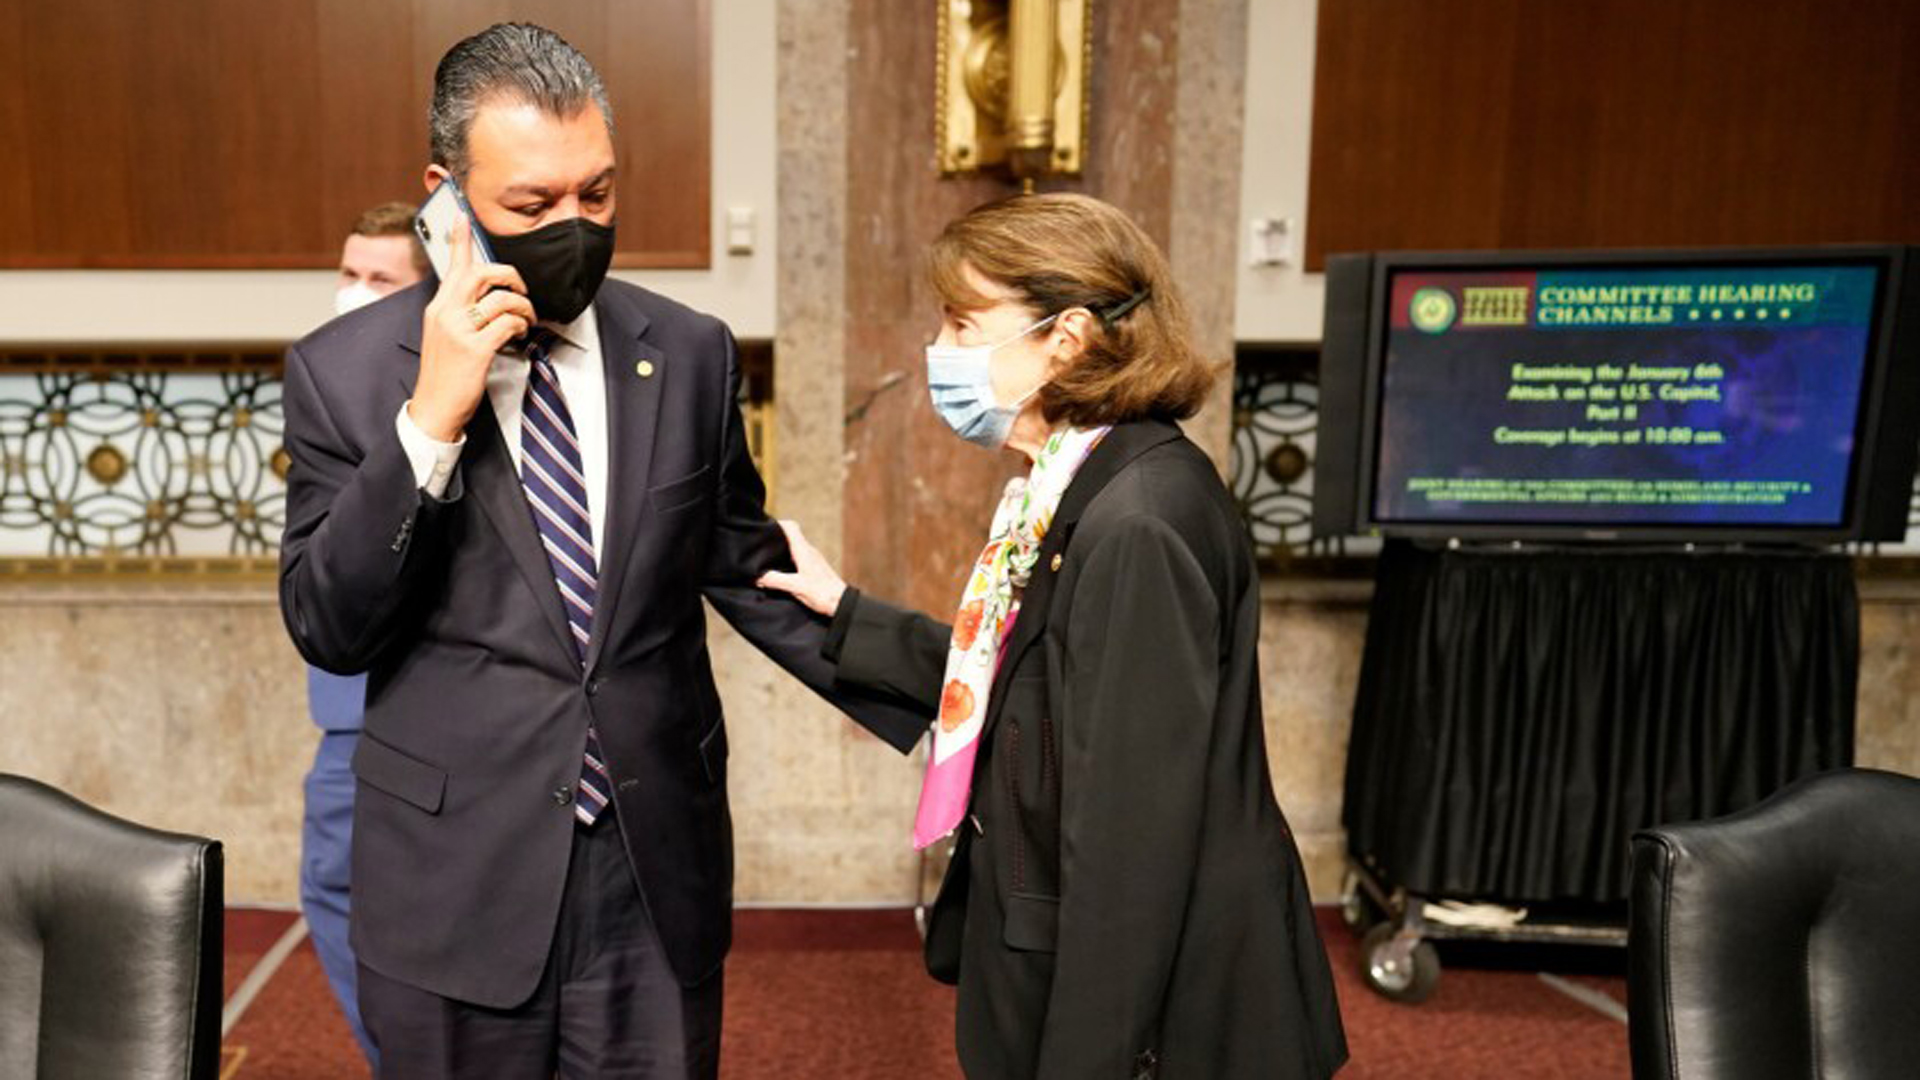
[1314, 246, 1920, 544]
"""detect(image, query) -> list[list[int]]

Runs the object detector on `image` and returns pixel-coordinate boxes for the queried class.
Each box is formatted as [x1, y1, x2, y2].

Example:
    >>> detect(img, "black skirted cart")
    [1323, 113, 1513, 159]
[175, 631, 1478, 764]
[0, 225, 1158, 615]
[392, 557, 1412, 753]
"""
[1339, 540, 1856, 1003]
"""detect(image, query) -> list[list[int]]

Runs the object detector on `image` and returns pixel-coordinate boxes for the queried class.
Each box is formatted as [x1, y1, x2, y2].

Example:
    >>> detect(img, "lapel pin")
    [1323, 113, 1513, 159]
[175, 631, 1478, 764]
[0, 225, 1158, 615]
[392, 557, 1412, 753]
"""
[1050, 553, 1063, 572]
[635, 359, 656, 379]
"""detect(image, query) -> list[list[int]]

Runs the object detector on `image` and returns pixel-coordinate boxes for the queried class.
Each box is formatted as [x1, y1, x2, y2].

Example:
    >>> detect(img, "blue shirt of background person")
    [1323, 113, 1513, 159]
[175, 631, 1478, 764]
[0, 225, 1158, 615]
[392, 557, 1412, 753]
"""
[301, 668, 371, 1063]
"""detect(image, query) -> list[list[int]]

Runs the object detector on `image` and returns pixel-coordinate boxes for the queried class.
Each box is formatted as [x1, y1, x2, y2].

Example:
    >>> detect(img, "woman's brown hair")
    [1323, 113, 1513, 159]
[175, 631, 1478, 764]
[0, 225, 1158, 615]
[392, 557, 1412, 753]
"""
[927, 192, 1219, 426]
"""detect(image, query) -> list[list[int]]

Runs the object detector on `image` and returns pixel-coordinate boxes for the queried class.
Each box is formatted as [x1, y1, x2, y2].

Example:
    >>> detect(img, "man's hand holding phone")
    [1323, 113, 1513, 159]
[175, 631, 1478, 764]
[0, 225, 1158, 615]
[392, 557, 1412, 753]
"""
[409, 215, 534, 443]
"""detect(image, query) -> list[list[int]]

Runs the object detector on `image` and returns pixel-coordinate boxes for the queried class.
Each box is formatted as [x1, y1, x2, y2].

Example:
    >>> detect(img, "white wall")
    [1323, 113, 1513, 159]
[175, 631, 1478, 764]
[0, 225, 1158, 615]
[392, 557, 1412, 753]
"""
[1234, 0, 1324, 344]
[0, 0, 778, 345]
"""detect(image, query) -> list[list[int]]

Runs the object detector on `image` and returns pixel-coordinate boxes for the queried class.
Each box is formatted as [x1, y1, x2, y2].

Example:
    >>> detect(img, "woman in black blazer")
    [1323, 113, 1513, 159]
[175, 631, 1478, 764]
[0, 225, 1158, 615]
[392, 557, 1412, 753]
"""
[760, 194, 1346, 1079]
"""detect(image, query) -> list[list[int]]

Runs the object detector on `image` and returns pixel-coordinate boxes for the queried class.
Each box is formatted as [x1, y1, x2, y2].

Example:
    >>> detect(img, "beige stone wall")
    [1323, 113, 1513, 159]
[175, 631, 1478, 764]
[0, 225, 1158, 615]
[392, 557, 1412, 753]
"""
[1854, 580, 1920, 781]
[0, 579, 927, 906]
[0, 582, 310, 903]
[0, 580, 1359, 906]
[1258, 582, 1372, 900]
[8, 577, 1911, 905]
[704, 610, 927, 905]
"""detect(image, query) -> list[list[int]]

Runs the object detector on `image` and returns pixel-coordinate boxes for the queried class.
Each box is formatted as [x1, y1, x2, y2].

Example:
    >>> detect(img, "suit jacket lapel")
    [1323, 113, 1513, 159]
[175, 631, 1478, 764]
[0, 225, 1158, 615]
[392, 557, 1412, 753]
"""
[394, 303, 577, 666]
[980, 419, 1186, 733]
[582, 291, 663, 673]
[464, 405, 580, 661]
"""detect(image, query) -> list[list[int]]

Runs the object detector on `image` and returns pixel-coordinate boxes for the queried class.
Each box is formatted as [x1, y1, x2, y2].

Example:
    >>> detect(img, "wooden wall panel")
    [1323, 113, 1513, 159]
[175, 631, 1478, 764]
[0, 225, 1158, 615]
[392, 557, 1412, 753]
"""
[0, 3, 26, 230]
[604, 0, 712, 266]
[0, 1, 709, 269]
[315, 0, 421, 247]
[18, 0, 139, 263]
[1305, 0, 1920, 268]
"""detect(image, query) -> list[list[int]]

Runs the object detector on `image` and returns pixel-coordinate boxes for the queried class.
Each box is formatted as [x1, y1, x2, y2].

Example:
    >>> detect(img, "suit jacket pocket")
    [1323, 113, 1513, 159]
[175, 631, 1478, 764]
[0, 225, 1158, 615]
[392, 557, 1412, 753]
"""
[353, 733, 447, 814]
[1002, 891, 1059, 953]
[649, 465, 713, 515]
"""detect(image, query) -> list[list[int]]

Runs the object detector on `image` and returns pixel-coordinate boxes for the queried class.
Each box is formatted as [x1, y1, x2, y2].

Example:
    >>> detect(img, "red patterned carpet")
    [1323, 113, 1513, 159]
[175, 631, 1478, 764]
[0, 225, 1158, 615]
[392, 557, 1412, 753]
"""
[219, 907, 1628, 1078]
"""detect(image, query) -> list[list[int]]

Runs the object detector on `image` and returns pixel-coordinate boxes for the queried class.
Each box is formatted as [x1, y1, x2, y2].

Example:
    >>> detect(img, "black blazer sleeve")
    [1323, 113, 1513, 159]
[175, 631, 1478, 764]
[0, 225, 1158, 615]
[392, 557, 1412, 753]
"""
[827, 590, 952, 715]
[277, 341, 455, 675]
[1037, 513, 1223, 1077]
[695, 326, 929, 753]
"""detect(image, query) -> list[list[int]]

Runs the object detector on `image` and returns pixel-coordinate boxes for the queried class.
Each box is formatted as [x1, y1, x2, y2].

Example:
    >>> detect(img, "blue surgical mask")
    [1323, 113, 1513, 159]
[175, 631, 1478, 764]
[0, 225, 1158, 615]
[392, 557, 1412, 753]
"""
[926, 313, 1058, 449]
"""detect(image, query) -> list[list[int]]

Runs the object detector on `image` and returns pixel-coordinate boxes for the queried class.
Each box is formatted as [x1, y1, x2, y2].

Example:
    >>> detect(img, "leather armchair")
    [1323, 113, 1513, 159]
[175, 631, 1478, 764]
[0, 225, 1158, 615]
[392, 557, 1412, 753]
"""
[1628, 767, 1920, 1079]
[0, 774, 223, 1078]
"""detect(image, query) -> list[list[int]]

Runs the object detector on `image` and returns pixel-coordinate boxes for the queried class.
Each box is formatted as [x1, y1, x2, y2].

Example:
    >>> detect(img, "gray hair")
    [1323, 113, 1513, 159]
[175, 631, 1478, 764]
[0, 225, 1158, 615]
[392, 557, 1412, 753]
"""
[429, 23, 613, 178]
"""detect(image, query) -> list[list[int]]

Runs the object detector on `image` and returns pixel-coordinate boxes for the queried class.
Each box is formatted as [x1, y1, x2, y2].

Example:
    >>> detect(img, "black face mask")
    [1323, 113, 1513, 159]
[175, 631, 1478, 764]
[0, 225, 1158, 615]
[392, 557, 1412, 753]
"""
[482, 216, 616, 325]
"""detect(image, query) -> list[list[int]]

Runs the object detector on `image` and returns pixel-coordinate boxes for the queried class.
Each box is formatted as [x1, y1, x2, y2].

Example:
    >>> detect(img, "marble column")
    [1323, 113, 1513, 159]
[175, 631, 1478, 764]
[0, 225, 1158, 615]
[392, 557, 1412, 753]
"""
[1169, 0, 1249, 469]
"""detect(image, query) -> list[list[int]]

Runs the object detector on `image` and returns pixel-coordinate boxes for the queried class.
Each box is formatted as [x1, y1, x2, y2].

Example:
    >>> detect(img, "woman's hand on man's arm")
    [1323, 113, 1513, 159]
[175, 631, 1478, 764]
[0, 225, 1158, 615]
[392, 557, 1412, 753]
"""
[755, 518, 848, 617]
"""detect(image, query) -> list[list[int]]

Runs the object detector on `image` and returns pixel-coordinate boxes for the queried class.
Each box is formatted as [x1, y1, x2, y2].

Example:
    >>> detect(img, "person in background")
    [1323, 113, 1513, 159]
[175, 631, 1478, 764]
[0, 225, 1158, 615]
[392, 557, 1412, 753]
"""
[302, 200, 427, 1068]
[334, 201, 430, 316]
[758, 193, 1348, 1078]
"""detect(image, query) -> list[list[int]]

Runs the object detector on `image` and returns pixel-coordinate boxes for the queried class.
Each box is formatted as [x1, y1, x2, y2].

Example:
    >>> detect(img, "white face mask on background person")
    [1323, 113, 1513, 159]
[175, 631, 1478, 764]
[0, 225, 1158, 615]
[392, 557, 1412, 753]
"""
[925, 312, 1058, 449]
[334, 281, 384, 316]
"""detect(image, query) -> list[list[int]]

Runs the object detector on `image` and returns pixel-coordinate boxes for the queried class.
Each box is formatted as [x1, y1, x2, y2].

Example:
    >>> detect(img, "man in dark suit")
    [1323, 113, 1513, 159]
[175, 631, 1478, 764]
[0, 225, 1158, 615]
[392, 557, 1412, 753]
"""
[278, 23, 921, 1077]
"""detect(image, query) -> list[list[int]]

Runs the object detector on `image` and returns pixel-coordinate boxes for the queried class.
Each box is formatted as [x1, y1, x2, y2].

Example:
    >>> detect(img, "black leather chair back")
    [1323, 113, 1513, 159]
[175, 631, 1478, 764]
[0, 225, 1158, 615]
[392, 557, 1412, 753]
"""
[0, 774, 223, 1078]
[1629, 767, 1920, 1080]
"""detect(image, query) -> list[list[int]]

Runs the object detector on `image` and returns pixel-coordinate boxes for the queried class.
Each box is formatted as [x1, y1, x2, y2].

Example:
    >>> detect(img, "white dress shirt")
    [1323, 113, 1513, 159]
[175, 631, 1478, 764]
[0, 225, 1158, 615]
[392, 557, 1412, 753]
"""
[395, 306, 610, 565]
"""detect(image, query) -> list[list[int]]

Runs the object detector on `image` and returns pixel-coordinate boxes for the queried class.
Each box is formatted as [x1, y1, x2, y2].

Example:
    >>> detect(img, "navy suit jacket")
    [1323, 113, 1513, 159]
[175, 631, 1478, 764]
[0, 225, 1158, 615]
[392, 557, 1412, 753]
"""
[278, 279, 923, 1006]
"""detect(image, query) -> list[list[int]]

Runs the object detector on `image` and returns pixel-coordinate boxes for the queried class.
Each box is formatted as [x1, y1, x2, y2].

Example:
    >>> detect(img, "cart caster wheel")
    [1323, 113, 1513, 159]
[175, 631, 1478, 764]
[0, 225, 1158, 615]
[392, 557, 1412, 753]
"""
[1360, 922, 1440, 1004]
[1339, 871, 1378, 932]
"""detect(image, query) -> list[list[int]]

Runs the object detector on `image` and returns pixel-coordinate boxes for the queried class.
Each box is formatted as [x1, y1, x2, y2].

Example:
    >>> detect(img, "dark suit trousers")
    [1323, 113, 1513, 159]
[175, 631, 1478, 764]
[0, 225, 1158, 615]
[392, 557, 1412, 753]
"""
[356, 814, 723, 1079]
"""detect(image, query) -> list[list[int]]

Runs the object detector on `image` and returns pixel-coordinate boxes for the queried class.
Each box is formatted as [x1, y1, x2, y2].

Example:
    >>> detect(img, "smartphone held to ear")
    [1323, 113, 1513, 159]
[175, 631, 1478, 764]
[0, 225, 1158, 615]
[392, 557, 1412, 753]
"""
[414, 178, 496, 281]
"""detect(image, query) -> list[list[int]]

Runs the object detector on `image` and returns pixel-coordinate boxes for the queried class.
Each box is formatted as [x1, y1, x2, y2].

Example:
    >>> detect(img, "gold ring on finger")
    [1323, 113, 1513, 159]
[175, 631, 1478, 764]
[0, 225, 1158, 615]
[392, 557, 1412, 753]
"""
[467, 304, 487, 331]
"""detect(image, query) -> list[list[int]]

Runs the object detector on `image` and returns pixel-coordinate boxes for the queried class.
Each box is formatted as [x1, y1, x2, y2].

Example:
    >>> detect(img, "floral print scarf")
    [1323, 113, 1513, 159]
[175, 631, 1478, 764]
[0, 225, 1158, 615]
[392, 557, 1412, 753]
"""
[912, 424, 1111, 850]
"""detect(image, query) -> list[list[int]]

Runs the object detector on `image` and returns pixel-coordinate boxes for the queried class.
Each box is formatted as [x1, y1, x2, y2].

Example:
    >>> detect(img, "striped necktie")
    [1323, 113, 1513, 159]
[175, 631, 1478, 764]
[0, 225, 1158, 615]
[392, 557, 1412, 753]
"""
[519, 328, 612, 826]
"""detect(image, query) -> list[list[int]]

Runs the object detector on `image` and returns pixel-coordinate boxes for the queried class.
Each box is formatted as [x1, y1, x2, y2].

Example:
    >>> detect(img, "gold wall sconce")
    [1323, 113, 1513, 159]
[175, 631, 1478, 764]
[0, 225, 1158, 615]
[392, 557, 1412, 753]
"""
[937, 0, 1092, 185]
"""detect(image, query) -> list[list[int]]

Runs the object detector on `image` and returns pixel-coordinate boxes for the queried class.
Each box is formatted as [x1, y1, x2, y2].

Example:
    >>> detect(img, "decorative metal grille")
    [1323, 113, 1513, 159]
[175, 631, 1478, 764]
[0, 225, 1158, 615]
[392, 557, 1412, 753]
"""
[2, 346, 1914, 572]
[1229, 359, 1314, 559]
[1229, 347, 1374, 569]
[0, 344, 779, 574]
[0, 370, 286, 560]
